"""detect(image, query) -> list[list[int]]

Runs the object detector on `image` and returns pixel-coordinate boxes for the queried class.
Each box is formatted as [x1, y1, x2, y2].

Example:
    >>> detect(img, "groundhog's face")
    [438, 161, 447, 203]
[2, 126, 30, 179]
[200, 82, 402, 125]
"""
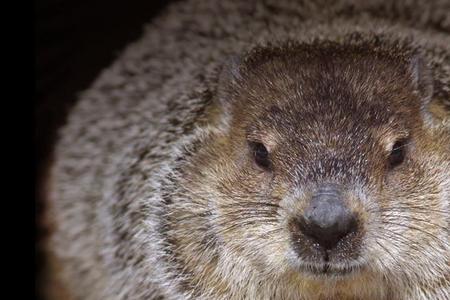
[187, 43, 449, 295]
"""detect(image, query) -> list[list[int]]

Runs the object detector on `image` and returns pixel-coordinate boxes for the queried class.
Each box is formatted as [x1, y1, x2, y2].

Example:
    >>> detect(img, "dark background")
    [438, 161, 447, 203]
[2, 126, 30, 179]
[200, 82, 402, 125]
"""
[35, 0, 171, 298]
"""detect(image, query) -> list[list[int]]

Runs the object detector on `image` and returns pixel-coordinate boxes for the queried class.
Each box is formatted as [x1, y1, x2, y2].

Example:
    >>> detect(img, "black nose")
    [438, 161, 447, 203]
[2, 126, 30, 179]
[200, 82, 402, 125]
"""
[297, 185, 358, 250]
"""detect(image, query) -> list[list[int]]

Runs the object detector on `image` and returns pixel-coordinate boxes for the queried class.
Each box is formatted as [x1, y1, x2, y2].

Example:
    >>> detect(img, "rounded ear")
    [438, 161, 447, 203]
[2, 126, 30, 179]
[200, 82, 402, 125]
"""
[409, 54, 434, 108]
[216, 55, 242, 113]
[409, 54, 449, 127]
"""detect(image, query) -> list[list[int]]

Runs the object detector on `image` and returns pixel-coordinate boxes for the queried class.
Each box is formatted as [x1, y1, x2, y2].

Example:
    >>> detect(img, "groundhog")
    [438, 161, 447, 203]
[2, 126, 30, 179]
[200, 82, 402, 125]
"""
[43, 0, 450, 299]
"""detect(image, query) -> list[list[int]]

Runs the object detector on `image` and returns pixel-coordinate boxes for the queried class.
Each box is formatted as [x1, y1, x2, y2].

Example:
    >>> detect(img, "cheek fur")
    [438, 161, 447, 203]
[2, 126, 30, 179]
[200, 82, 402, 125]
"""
[366, 158, 449, 275]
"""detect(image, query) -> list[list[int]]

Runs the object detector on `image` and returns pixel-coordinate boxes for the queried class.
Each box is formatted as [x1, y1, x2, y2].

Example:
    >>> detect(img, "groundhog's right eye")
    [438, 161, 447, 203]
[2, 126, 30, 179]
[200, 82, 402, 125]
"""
[249, 141, 271, 170]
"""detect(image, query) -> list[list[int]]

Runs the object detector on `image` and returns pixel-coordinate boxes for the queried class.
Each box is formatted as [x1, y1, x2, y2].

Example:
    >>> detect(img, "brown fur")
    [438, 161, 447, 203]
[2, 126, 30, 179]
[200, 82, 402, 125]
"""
[164, 42, 449, 299]
[46, 1, 450, 299]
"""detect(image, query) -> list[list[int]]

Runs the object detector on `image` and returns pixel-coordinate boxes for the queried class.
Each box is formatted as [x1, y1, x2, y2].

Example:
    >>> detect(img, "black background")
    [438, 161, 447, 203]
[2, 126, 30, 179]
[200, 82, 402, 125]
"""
[35, 0, 171, 298]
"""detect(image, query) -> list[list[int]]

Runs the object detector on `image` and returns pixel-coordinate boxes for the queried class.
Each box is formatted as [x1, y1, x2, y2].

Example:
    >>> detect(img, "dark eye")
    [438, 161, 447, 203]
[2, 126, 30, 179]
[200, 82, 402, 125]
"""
[388, 139, 408, 169]
[249, 141, 271, 170]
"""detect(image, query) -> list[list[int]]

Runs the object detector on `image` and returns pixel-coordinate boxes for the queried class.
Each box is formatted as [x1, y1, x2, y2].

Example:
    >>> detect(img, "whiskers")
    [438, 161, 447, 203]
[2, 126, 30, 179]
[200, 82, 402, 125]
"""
[163, 176, 285, 240]
[368, 205, 448, 235]
[365, 204, 449, 272]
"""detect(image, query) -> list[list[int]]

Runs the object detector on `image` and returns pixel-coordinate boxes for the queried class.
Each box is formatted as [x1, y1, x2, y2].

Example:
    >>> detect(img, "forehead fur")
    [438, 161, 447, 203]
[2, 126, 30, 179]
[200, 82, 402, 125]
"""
[222, 42, 426, 182]
[224, 42, 425, 135]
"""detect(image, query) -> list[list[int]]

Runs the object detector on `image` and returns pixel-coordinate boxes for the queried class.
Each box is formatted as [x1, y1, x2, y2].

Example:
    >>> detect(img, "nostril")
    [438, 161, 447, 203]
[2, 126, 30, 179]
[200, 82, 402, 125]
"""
[295, 187, 359, 250]
[296, 214, 358, 250]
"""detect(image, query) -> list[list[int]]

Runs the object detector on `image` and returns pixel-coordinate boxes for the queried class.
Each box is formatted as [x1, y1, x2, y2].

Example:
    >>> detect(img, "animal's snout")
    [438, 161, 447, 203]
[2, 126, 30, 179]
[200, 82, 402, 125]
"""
[295, 184, 358, 250]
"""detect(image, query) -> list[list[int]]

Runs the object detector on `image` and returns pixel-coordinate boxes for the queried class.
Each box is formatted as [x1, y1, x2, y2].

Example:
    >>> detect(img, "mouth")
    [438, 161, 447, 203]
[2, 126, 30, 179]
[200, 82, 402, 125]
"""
[296, 261, 364, 278]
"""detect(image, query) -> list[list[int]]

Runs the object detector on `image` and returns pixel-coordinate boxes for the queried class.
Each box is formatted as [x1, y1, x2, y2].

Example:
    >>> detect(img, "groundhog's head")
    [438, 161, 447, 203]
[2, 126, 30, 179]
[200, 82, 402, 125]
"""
[174, 42, 449, 298]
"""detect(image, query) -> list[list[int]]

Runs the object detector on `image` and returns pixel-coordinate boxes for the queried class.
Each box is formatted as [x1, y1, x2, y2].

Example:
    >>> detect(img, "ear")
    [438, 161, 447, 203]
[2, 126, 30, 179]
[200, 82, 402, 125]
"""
[216, 55, 243, 112]
[409, 54, 449, 127]
[409, 54, 434, 108]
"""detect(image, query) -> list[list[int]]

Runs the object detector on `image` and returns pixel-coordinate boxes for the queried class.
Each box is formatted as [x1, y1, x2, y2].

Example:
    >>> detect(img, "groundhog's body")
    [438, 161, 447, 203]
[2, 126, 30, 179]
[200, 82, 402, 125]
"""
[47, 1, 450, 299]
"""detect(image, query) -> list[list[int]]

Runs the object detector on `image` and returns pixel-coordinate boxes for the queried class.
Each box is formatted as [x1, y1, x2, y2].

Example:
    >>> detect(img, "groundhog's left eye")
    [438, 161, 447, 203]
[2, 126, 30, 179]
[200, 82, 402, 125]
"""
[388, 139, 408, 168]
[249, 141, 271, 170]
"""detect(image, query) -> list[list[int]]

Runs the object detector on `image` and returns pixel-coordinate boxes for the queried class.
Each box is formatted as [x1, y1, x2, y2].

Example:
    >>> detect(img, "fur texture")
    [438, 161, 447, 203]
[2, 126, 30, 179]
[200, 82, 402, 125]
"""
[48, 0, 450, 299]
